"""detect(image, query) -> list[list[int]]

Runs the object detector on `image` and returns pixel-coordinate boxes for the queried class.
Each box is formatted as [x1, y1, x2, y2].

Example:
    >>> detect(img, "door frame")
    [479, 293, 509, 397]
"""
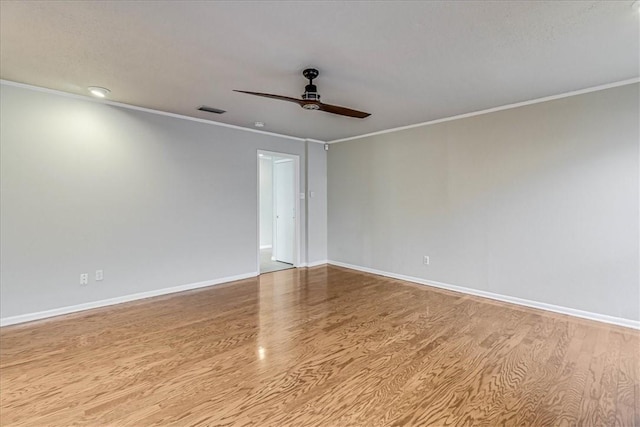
[257, 150, 301, 272]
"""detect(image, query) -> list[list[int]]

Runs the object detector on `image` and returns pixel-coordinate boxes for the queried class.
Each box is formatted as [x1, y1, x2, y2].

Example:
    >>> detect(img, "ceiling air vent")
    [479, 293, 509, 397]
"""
[198, 105, 226, 114]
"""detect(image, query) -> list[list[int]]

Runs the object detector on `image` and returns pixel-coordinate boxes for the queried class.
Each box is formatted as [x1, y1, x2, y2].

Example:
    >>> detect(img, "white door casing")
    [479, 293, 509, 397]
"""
[257, 150, 300, 273]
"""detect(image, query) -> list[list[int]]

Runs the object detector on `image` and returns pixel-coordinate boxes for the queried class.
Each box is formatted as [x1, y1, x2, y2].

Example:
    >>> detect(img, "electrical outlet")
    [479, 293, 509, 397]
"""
[95, 270, 103, 281]
[80, 273, 89, 286]
[423, 256, 430, 265]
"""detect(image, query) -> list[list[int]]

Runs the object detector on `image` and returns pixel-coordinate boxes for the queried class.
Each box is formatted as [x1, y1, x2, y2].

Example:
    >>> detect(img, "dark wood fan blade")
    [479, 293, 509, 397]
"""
[317, 102, 371, 118]
[233, 90, 306, 106]
[234, 90, 371, 119]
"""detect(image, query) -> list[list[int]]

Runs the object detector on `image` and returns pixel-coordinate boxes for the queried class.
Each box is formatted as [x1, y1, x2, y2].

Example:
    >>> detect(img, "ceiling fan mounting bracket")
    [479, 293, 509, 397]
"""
[302, 68, 319, 82]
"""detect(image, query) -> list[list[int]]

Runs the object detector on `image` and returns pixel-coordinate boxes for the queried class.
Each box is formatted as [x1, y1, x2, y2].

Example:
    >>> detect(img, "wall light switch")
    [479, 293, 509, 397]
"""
[423, 256, 430, 265]
[95, 270, 103, 281]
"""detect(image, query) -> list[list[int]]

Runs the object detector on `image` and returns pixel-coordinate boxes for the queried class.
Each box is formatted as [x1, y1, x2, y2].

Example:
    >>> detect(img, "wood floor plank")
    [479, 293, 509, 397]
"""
[1, 265, 638, 426]
[614, 330, 639, 427]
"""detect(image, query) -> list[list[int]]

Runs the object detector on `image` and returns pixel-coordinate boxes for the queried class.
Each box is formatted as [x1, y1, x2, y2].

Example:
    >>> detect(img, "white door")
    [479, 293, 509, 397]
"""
[274, 159, 295, 264]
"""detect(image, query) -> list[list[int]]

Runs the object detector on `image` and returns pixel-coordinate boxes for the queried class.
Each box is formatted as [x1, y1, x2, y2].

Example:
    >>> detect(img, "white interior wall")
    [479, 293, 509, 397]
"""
[0, 83, 327, 321]
[328, 83, 639, 323]
[259, 156, 273, 248]
[1, 80, 635, 326]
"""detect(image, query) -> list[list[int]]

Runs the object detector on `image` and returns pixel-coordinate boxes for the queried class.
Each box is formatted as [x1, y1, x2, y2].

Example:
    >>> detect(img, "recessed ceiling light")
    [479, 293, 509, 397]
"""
[88, 86, 110, 98]
[254, 121, 265, 128]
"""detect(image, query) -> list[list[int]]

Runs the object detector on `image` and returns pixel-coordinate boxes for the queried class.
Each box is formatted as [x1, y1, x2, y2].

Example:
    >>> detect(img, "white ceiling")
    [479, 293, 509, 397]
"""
[1, 1, 638, 142]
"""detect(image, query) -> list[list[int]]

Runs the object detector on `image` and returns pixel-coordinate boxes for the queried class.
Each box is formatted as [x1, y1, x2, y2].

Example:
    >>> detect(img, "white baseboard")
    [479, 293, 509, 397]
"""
[259, 245, 272, 249]
[306, 260, 328, 268]
[295, 260, 328, 268]
[328, 260, 640, 330]
[5, 263, 636, 330]
[0, 271, 258, 327]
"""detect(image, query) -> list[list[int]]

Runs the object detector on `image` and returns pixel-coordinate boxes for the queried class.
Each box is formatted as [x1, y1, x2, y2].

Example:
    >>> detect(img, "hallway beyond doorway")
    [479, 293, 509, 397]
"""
[260, 248, 293, 273]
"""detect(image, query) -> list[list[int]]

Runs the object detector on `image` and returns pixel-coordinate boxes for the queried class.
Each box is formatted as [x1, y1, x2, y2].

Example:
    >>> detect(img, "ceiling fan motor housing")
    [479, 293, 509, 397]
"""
[302, 84, 320, 101]
[302, 84, 321, 109]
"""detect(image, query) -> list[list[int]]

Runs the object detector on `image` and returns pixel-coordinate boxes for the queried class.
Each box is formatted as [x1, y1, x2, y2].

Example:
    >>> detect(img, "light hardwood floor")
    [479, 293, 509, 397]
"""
[1, 265, 638, 426]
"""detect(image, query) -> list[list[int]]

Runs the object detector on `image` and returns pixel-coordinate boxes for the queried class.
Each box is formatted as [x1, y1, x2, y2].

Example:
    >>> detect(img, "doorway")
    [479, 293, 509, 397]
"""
[258, 151, 300, 273]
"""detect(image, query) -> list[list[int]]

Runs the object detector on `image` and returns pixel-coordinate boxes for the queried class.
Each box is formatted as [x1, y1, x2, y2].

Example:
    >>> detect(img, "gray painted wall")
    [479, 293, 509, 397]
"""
[328, 83, 639, 321]
[306, 142, 328, 263]
[259, 157, 273, 247]
[0, 84, 326, 318]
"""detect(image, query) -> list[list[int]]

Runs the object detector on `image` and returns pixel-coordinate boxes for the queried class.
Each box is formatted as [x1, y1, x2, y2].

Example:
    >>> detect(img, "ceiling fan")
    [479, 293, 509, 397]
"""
[234, 68, 371, 119]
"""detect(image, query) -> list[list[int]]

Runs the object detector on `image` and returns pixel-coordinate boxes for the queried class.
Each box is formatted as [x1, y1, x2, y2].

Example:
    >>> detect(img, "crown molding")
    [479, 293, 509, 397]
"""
[329, 77, 640, 144]
[4, 77, 637, 145]
[0, 79, 328, 143]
